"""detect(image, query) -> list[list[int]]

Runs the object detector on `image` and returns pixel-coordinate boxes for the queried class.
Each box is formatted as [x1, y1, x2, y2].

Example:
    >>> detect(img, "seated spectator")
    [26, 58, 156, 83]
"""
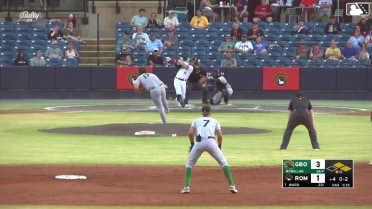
[230, 22, 243, 41]
[45, 40, 63, 60]
[116, 31, 135, 54]
[14, 49, 29, 66]
[145, 33, 163, 54]
[147, 12, 163, 28]
[199, 0, 219, 22]
[115, 47, 133, 66]
[247, 20, 265, 41]
[132, 27, 150, 49]
[30, 50, 46, 66]
[309, 42, 324, 59]
[358, 43, 370, 61]
[317, 0, 332, 22]
[163, 11, 179, 29]
[64, 13, 78, 28]
[48, 25, 64, 40]
[253, 0, 273, 23]
[324, 16, 341, 34]
[292, 18, 309, 34]
[234, 34, 253, 53]
[342, 41, 359, 60]
[64, 42, 80, 60]
[253, 36, 279, 54]
[299, 0, 316, 22]
[190, 9, 209, 28]
[148, 48, 165, 66]
[294, 39, 311, 59]
[325, 39, 342, 60]
[221, 51, 237, 67]
[180, 51, 191, 64]
[231, 0, 248, 20]
[218, 34, 236, 52]
[348, 29, 364, 50]
[130, 8, 148, 28]
[232, 14, 240, 24]
[356, 15, 371, 34]
[365, 28, 372, 47]
[63, 22, 85, 45]
[162, 28, 178, 47]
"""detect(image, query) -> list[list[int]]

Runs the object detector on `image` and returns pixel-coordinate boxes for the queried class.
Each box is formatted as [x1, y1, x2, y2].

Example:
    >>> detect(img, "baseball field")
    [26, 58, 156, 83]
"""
[0, 99, 371, 209]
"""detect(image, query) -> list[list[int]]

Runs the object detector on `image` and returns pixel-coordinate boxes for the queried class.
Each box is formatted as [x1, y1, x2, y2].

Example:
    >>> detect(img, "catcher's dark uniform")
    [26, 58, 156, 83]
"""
[280, 92, 320, 150]
[184, 64, 208, 104]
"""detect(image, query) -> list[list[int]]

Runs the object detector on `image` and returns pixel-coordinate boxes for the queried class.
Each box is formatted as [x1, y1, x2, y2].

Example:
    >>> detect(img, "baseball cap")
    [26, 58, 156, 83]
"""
[299, 39, 306, 45]
[69, 14, 73, 18]
[296, 91, 304, 98]
[124, 31, 130, 35]
[225, 34, 231, 37]
[201, 105, 211, 113]
[52, 40, 58, 44]
[37, 50, 43, 54]
[253, 19, 258, 24]
[121, 47, 127, 50]
[241, 34, 247, 37]
[153, 48, 159, 51]
[169, 11, 174, 14]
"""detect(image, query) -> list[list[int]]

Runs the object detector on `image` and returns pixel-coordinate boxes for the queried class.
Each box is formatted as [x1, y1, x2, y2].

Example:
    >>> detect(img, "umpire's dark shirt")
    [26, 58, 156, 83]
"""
[288, 97, 312, 112]
[188, 66, 207, 83]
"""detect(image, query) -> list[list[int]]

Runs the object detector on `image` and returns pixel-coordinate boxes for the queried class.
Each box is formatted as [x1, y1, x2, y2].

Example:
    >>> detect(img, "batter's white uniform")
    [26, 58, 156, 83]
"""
[173, 63, 193, 101]
[186, 116, 228, 168]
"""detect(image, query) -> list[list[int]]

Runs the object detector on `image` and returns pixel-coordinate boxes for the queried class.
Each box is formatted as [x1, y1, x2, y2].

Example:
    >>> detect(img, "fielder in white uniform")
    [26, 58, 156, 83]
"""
[173, 58, 194, 107]
[180, 105, 238, 194]
[132, 67, 169, 123]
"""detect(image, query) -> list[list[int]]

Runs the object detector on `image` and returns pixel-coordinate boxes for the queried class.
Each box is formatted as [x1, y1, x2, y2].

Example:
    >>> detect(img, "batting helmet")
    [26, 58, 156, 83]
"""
[212, 68, 221, 79]
[190, 56, 198, 63]
[138, 67, 147, 75]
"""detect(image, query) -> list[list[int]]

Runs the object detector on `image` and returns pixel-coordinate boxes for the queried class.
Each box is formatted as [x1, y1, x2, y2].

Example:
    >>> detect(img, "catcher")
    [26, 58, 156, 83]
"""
[209, 69, 233, 105]
[184, 57, 209, 105]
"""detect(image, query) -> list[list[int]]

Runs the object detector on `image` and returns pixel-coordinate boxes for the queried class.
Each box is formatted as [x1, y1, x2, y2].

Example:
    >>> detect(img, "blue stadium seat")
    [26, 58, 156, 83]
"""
[258, 21, 268, 29]
[272, 40, 287, 48]
[354, 59, 371, 67]
[290, 59, 307, 67]
[17, 33, 33, 40]
[1, 32, 16, 40]
[190, 33, 205, 41]
[219, 27, 231, 34]
[236, 52, 251, 60]
[1, 39, 16, 47]
[16, 39, 30, 47]
[177, 33, 191, 40]
[207, 51, 222, 60]
[240, 22, 252, 29]
[146, 27, 160, 34]
[0, 25, 15, 33]
[260, 58, 275, 66]
[163, 46, 178, 52]
[307, 59, 323, 67]
[210, 40, 223, 47]
[282, 52, 294, 59]
[178, 46, 192, 55]
[193, 40, 210, 47]
[264, 33, 278, 42]
[308, 34, 323, 42]
[205, 27, 219, 34]
[176, 27, 189, 33]
[207, 45, 219, 52]
[278, 34, 292, 41]
[210, 22, 223, 29]
[45, 58, 63, 66]
[276, 58, 291, 66]
[133, 57, 148, 66]
[292, 34, 308, 41]
[205, 33, 220, 41]
[252, 52, 268, 60]
[338, 59, 355, 68]
[322, 59, 339, 68]
[162, 51, 178, 58]
[62, 58, 79, 66]
[323, 34, 338, 41]
[241, 59, 259, 67]
[190, 28, 206, 34]
[222, 22, 234, 28]
[268, 46, 283, 53]
[116, 21, 131, 28]
[268, 22, 283, 29]
[268, 52, 282, 59]
[0, 45, 15, 53]
[33, 33, 48, 40]
[179, 40, 194, 48]
[192, 46, 207, 54]
[0, 51, 15, 59]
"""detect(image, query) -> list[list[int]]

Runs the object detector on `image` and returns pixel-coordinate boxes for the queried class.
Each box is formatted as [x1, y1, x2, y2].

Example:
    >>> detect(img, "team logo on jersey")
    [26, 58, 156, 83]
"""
[128, 72, 138, 84]
[275, 73, 288, 86]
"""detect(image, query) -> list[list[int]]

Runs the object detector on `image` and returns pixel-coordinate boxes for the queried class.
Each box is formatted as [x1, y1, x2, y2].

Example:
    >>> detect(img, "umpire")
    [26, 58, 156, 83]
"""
[184, 57, 209, 105]
[279, 91, 321, 150]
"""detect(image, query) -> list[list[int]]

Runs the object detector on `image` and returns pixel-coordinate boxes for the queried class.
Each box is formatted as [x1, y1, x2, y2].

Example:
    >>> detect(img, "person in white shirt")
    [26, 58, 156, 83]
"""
[317, 0, 332, 22]
[163, 11, 179, 28]
[132, 27, 150, 49]
[234, 34, 253, 53]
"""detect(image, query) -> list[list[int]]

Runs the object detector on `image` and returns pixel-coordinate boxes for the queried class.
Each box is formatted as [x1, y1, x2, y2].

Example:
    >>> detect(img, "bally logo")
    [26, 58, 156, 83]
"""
[275, 73, 288, 86]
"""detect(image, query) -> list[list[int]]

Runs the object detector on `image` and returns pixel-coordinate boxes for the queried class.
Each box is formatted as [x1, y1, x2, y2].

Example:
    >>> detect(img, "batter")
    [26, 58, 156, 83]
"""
[173, 58, 194, 107]
[180, 105, 238, 194]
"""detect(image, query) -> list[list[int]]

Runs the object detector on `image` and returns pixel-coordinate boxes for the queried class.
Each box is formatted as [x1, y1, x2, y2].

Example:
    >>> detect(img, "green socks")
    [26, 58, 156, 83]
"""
[223, 165, 234, 186]
[184, 167, 192, 187]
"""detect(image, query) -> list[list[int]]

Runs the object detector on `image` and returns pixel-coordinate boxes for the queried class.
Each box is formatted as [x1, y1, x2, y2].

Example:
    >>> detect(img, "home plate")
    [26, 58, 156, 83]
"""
[134, 130, 156, 136]
[55, 175, 87, 180]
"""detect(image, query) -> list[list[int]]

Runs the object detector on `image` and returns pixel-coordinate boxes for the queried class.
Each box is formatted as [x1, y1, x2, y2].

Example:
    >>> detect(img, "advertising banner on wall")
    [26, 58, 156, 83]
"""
[116, 66, 153, 90]
[262, 67, 300, 91]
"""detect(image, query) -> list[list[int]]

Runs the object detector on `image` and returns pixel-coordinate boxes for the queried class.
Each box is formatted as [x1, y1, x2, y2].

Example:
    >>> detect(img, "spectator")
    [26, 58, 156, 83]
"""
[325, 39, 342, 60]
[130, 8, 148, 28]
[309, 42, 324, 59]
[48, 25, 64, 40]
[147, 13, 163, 28]
[145, 33, 163, 54]
[247, 19, 265, 41]
[292, 18, 310, 34]
[323, 16, 341, 34]
[253, 0, 273, 23]
[116, 31, 135, 54]
[132, 27, 150, 49]
[64, 13, 77, 28]
[163, 11, 179, 29]
[190, 9, 209, 28]
[232, 14, 240, 24]
[33, 12, 60, 28]
[180, 51, 191, 64]
[162, 28, 178, 47]
[317, 0, 332, 22]
[299, 0, 316, 22]
[13, 49, 29, 66]
[231, 0, 248, 20]
[30, 50, 46, 66]
[348, 29, 364, 50]
[218, 34, 236, 52]
[199, 0, 219, 22]
[356, 15, 371, 34]
[234, 34, 253, 53]
[230, 22, 243, 41]
[294, 39, 311, 59]
[221, 51, 237, 67]
[63, 22, 85, 45]
[358, 43, 370, 61]
[115, 47, 133, 66]
[253, 36, 279, 54]
[342, 41, 359, 60]
[148, 48, 165, 66]
[45, 40, 63, 60]
[365, 28, 372, 47]
[64, 42, 80, 60]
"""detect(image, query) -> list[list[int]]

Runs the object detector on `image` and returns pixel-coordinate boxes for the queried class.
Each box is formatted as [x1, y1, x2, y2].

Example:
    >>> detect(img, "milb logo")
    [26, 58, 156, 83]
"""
[346, 3, 370, 16]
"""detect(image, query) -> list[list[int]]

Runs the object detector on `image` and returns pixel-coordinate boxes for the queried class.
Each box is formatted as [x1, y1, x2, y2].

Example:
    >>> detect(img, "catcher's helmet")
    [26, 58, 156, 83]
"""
[190, 56, 198, 63]
[138, 67, 147, 75]
[212, 68, 221, 79]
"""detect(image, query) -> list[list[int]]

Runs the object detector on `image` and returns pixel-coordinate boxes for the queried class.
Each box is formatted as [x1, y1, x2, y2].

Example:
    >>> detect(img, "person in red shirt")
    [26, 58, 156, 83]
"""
[247, 20, 265, 41]
[254, 0, 273, 23]
[300, 0, 316, 22]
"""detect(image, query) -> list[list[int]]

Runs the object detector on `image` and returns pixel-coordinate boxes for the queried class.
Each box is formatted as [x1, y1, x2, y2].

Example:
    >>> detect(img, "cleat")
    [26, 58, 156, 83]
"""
[369, 161, 372, 165]
[229, 185, 238, 193]
[180, 187, 190, 194]
[313, 148, 320, 151]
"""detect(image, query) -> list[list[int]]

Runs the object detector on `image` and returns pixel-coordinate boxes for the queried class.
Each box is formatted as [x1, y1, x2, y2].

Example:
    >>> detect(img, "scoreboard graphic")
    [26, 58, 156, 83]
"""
[282, 159, 354, 188]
